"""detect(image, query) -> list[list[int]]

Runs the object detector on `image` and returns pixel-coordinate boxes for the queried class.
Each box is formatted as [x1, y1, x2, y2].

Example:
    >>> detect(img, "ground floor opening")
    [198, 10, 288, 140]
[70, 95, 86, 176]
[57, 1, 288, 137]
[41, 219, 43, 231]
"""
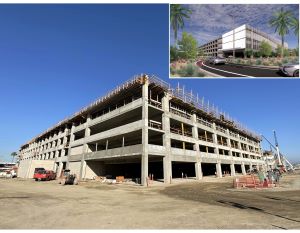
[85, 155, 164, 183]
[201, 163, 216, 176]
[221, 163, 231, 176]
[172, 161, 196, 178]
[245, 164, 250, 172]
[222, 49, 245, 58]
[234, 164, 242, 174]
[148, 161, 163, 180]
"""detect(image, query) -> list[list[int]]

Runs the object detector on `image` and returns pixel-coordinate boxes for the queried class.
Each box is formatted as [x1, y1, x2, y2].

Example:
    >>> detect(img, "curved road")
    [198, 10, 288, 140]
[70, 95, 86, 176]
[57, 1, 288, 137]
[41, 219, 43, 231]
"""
[198, 61, 285, 78]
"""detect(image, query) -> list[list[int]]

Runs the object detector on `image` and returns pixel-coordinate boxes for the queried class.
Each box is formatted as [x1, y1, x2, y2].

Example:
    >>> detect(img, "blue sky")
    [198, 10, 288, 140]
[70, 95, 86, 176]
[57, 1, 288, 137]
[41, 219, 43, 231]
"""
[170, 4, 299, 49]
[0, 4, 299, 164]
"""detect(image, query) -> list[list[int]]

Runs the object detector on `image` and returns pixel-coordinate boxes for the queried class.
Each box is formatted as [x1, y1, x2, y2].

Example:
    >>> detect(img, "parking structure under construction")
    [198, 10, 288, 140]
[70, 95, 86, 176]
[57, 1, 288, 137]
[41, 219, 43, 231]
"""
[18, 74, 265, 185]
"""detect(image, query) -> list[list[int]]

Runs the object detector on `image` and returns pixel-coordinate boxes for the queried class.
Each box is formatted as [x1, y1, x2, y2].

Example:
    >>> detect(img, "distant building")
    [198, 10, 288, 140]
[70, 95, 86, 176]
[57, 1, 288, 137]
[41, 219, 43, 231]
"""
[199, 24, 288, 58]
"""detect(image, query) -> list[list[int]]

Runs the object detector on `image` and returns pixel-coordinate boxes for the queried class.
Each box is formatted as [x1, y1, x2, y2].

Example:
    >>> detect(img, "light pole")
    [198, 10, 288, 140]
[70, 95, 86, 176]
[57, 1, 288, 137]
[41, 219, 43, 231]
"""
[229, 14, 236, 59]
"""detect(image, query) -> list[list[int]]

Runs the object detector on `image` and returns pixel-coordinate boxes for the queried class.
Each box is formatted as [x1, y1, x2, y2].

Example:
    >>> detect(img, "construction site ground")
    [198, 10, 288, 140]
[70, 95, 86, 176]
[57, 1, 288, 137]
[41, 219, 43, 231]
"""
[1, 171, 300, 229]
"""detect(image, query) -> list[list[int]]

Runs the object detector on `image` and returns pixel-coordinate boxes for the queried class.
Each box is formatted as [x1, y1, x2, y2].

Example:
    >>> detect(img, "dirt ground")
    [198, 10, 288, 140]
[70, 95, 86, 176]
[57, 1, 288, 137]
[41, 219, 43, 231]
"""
[0, 172, 300, 229]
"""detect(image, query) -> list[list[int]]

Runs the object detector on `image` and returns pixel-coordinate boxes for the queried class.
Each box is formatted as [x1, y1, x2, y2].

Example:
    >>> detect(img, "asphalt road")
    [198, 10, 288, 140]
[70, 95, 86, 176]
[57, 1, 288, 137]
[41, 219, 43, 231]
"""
[200, 61, 285, 78]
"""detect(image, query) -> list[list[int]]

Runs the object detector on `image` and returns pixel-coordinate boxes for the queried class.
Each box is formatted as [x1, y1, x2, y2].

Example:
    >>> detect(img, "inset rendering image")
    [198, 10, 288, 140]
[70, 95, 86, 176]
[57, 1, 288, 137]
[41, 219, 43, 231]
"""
[170, 4, 299, 78]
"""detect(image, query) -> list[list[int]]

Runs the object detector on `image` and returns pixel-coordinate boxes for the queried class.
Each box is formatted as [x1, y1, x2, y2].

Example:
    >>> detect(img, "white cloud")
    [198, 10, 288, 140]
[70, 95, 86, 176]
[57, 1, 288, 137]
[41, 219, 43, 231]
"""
[179, 4, 299, 44]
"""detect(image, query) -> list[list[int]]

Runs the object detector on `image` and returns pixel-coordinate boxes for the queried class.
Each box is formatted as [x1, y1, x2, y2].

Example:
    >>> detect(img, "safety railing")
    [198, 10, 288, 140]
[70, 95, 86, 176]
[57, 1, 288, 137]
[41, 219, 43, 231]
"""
[148, 99, 162, 109]
[148, 120, 162, 130]
[197, 118, 213, 128]
[199, 136, 214, 143]
[170, 127, 193, 137]
[170, 108, 191, 120]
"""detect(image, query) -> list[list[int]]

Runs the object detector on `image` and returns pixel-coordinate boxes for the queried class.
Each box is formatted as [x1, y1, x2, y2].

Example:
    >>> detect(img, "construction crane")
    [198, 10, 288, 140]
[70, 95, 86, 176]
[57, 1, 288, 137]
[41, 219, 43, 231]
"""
[273, 130, 282, 165]
[261, 131, 294, 171]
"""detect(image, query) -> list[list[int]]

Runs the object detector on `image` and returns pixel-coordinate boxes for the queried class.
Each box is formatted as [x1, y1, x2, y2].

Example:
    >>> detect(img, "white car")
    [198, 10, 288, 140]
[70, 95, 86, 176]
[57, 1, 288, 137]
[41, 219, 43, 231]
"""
[208, 56, 226, 65]
[279, 64, 299, 77]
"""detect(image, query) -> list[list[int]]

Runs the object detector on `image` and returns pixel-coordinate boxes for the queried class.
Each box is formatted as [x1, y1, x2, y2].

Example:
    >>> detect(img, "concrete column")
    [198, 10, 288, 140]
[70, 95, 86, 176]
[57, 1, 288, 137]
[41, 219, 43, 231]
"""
[162, 93, 172, 184]
[82, 114, 91, 155]
[70, 123, 76, 143]
[216, 162, 222, 178]
[192, 114, 202, 180]
[54, 150, 59, 159]
[141, 75, 149, 186]
[85, 115, 91, 137]
[241, 162, 246, 175]
[57, 162, 63, 179]
[230, 163, 236, 176]
[212, 123, 219, 155]
[80, 115, 91, 180]
[80, 159, 87, 180]
[195, 162, 202, 180]
[163, 156, 172, 184]
[191, 114, 199, 150]
[237, 134, 242, 150]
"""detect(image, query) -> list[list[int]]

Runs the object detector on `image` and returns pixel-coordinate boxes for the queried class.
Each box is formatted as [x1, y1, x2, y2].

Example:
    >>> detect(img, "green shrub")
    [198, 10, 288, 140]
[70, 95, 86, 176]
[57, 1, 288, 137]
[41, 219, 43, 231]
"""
[246, 60, 253, 65]
[254, 51, 261, 58]
[177, 63, 205, 77]
[255, 59, 262, 65]
[170, 66, 176, 75]
[282, 58, 289, 64]
[276, 61, 282, 66]
[262, 61, 269, 66]
[236, 59, 241, 64]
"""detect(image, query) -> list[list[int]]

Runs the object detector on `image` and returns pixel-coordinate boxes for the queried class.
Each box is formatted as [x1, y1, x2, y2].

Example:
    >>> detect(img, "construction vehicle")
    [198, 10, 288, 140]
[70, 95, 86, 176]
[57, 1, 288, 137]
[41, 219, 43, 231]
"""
[261, 130, 294, 172]
[59, 169, 78, 185]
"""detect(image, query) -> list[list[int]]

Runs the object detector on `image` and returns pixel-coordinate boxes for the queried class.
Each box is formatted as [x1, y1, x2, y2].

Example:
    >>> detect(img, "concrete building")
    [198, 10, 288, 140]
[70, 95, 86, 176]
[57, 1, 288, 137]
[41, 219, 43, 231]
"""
[18, 74, 265, 185]
[199, 37, 222, 57]
[199, 24, 288, 58]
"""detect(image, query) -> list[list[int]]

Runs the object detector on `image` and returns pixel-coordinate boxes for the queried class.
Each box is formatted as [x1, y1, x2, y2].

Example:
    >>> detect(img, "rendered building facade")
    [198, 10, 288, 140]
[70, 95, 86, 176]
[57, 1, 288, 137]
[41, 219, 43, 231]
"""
[200, 24, 288, 58]
[18, 75, 265, 185]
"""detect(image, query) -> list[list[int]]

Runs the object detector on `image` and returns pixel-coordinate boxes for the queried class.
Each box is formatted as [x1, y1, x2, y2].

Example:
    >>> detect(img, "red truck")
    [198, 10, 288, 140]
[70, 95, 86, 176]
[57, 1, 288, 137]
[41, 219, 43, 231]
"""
[34, 170, 56, 181]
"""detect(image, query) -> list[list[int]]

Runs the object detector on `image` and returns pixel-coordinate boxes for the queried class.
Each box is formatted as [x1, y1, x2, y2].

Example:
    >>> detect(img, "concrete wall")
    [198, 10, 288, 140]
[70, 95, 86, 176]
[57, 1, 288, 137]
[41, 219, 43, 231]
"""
[70, 145, 83, 155]
[18, 160, 55, 178]
[68, 161, 81, 177]
[84, 161, 106, 179]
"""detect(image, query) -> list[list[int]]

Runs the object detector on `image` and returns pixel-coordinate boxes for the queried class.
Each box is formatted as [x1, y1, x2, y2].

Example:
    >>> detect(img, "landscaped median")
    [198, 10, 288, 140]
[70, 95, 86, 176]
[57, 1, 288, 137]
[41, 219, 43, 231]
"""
[170, 59, 206, 77]
[227, 56, 299, 68]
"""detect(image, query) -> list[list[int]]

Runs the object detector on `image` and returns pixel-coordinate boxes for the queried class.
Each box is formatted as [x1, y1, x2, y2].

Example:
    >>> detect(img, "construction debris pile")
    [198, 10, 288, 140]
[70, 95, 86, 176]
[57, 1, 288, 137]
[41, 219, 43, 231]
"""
[93, 176, 136, 184]
[234, 166, 285, 189]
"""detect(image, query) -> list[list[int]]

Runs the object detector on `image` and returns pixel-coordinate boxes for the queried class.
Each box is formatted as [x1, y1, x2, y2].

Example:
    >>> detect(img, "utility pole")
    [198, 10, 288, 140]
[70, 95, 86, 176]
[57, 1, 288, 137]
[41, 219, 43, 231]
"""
[229, 14, 236, 59]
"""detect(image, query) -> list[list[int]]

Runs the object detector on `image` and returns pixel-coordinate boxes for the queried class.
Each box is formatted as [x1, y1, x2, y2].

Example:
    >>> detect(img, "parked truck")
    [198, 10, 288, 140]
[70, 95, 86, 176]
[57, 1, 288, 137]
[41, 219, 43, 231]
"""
[34, 169, 56, 181]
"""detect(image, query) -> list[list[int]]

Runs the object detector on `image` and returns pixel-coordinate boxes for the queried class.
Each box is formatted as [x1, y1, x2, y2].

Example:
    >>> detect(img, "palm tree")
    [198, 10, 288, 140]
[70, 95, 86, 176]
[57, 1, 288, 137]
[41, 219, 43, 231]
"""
[11, 152, 17, 163]
[170, 4, 192, 47]
[290, 16, 299, 49]
[269, 8, 294, 57]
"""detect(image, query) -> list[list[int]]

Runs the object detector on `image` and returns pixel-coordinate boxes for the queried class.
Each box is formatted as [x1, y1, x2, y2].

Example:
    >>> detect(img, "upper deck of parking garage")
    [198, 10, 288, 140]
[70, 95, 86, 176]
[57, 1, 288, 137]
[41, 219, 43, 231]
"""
[20, 74, 261, 151]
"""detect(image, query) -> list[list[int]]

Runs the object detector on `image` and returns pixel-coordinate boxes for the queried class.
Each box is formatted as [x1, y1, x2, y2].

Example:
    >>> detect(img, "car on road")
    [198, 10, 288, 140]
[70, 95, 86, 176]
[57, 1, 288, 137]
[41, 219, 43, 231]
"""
[34, 170, 56, 181]
[279, 63, 299, 77]
[207, 56, 226, 65]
